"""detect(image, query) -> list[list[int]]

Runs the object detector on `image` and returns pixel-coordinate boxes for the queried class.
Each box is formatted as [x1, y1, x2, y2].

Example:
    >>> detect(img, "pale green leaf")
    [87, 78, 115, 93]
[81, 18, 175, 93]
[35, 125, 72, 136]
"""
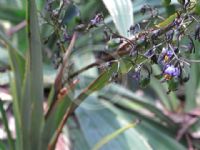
[92, 120, 140, 150]
[102, 0, 133, 37]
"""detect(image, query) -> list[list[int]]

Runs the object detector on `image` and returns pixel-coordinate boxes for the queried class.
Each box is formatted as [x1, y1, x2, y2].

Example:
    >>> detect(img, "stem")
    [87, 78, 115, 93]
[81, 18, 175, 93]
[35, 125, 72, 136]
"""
[6, 20, 27, 36]
[45, 32, 78, 119]
[48, 106, 73, 150]
[69, 20, 177, 79]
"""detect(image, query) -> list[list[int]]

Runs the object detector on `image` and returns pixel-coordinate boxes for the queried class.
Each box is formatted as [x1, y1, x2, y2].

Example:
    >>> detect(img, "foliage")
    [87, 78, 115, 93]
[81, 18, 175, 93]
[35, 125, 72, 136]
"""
[0, 0, 200, 150]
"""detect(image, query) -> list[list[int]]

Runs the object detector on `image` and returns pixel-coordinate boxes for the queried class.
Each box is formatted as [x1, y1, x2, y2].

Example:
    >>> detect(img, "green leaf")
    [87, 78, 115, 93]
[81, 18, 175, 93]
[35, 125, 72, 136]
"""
[0, 47, 9, 66]
[0, 31, 25, 103]
[139, 78, 150, 88]
[20, 0, 44, 149]
[195, 0, 200, 15]
[136, 123, 187, 150]
[40, 95, 72, 149]
[75, 99, 153, 150]
[68, 56, 145, 114]
[185, 55, 200, 111]
[101, 98, 174, 135]
[102, 0, 133, 37]
[150, 65, 179, 111]
[0, 30, 25, 150]
[92, 120, 140, 150]
[0, 99, 14, 150]
[155, 13, 177, 28]
[0, 5, 25, 23]
[9, 77, 23, 150]
[66, 117, 90, 150]
[0, 141, 6, 150]
[68, 63, 118, 112]
[162, 0, 171, 6]
[62, 4, 80, 25]
[167, 79, 178, 91]
[150, 77, 174, 110]
[104, 102, 187, 150]
[100, 84, 177, 128]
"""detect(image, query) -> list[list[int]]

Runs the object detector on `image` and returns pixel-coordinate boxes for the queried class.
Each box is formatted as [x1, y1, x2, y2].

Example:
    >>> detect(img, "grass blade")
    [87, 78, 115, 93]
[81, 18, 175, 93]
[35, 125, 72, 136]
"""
[20, 0, 44, 149]
[0, 141, 6, 150]
[0, 99, 14, 150]
[0, 30, 25, 150]
[92, 120, 140, 150]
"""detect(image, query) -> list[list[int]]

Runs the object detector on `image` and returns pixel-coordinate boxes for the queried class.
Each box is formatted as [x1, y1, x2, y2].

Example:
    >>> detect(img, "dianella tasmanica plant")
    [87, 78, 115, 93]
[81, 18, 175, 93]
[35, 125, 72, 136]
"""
[0, 0, 200, 150]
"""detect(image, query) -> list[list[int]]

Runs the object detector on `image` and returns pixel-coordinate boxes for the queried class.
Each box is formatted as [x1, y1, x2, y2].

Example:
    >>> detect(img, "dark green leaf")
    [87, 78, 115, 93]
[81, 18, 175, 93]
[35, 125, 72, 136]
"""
[0, 5, 25, 23]
[167, 79, 178, 92]
[62, 4, 80, 25]
[162, 0, 171, 6]
[139, 77, 150, 88]
[21, 0, 44, 149]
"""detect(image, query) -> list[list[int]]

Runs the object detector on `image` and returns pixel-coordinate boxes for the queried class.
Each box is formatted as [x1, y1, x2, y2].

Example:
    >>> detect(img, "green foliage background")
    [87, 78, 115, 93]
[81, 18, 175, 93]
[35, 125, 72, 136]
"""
[0, 0, 200, 150]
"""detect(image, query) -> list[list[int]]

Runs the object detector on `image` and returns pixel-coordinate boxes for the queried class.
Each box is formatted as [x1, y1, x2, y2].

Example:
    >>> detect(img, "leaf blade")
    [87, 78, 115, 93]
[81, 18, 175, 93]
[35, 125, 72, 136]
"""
[102, 0, 133, 37]
[92, 120, 140, 150]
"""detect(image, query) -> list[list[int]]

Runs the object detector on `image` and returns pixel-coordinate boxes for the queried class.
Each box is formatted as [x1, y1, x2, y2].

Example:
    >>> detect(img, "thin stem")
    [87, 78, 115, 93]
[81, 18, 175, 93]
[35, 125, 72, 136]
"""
[45, 32, 77, 120]
[48, 104, 74, 150]
[6, 20, 27, 36]
[69, 20, 177, 79]
[169, 43, 191, 66]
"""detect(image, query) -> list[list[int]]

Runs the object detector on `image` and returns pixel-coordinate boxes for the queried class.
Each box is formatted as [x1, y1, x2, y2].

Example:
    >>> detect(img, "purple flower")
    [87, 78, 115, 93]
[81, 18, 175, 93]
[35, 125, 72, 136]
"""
[159, 47, 174, 63]
[163, 65, 180, 80]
